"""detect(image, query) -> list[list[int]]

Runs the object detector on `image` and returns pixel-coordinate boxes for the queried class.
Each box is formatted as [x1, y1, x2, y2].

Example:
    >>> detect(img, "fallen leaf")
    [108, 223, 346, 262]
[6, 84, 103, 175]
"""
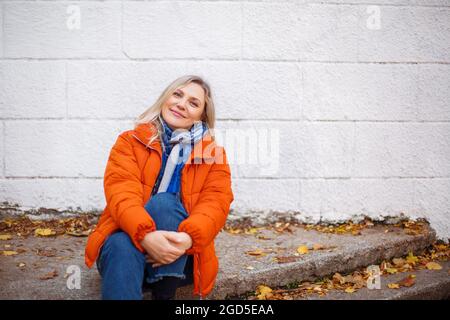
[17, 263, 26, 268]
[312, 244, 325, 251]
[246, 249, 266, 257]
[245, 266, 255, 270]
[392, 258, 406, 267]
[333, 273, 346, 285]
[426, 262, 442, 270]
[245, 228, 259, 235]
[406, 252, 419, 265]
[0, 234, 12, 240]
[256, 285, 273, 300]
[65, 229, 91, 237]
[385, 268, 398, 274]
[39, 270, 59, 280]
[275, 256, 299, 264]
[4, 244, 11, 248]
[387, 283, 400, 289]
[434, 244, 448, 251]
[35, 228, 56, 237]
[36, 248, 57, 257]
[297, 245, 309, 255]
[2, 250, 18, 256]
[344, 287, 355, 293]
[398, 275, 415, 287]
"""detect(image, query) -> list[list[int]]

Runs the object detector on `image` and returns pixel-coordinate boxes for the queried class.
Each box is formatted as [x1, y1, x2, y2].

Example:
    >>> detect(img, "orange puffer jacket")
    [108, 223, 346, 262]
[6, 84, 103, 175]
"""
[84, 122, 234, 299]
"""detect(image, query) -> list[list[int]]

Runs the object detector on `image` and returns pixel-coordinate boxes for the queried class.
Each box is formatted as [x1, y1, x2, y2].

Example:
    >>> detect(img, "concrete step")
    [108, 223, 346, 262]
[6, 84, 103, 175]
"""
[295, 260, 450, 300]
[0, 220, 446, 300]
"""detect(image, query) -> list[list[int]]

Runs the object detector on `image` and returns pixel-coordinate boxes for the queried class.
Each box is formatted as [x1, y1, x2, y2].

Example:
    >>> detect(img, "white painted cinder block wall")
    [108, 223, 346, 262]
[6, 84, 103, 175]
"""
[0, 1, 449, 239]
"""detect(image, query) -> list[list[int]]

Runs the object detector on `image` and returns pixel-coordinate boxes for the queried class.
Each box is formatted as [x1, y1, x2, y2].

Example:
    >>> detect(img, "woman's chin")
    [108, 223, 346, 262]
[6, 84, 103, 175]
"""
[164, 116, 190, 130]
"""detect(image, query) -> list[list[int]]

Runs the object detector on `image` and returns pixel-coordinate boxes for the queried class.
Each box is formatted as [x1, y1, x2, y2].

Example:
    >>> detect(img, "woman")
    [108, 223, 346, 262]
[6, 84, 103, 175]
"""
[84, 75, 234, 300]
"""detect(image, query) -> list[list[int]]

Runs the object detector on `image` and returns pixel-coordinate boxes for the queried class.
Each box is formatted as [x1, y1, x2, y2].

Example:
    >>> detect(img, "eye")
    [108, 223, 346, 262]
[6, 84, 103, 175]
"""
[190, 101, 199, 108]
[173, 91, 181, 97]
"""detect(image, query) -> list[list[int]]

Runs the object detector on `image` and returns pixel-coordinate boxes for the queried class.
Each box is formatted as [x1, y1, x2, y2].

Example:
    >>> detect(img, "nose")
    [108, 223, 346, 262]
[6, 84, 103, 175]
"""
[176, 99, 187, 110]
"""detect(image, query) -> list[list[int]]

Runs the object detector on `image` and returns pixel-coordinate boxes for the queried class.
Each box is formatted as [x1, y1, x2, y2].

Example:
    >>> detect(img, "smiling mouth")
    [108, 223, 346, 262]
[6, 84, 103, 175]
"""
[170, 109, 185, 118]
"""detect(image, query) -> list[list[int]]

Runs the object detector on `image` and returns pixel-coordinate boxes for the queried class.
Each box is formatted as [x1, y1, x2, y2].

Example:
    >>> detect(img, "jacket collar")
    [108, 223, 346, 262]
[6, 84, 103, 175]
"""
[132, 122, 217, 164]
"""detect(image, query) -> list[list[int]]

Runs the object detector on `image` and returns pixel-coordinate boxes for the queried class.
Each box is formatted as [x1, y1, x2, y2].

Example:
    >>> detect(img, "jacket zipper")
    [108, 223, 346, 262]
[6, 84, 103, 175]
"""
[133, 133, 203, 299]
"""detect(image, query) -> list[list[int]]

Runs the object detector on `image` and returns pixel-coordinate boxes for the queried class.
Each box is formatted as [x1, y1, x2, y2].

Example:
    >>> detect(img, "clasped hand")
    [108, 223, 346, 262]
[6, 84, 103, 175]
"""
[140, 230, 192, 268]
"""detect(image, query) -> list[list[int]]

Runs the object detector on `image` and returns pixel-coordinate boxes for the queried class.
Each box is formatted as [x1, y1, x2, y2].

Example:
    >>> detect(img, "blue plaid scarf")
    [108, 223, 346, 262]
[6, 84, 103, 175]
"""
[152, 117, 208, 195]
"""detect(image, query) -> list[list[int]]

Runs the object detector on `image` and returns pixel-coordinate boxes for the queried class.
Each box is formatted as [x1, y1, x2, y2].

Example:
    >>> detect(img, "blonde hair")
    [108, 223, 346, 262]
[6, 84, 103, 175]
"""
[134, 75, 216, 146]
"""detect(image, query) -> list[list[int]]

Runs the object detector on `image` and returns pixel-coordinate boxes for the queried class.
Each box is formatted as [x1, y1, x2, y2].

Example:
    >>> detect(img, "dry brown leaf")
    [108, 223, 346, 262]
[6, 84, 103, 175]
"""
[312, 244, 325, 251]
[333, 273, 345, 284]
[275, 256, 299, 264]
[398, 275, 416, 287]
[246, 249, 266, 257]
[392, 258, 406, 267]
[65, 229, 91, 237]
[39, 270, 58, 280]
[36, 248, 57, 257]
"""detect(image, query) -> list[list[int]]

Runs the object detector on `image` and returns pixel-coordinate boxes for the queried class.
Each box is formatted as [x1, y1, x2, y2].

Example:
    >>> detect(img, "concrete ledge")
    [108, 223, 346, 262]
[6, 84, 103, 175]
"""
[0, 222, 444, 300]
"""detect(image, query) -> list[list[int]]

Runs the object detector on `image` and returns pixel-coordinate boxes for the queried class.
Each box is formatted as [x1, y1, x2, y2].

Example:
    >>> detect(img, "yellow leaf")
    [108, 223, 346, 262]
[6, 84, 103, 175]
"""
[344, 287, 355, 293]
[0, 234, 12, 241]
[387, 283, 400, 289]
[18, 263, 26, 268]
[256, 285, 273, 300]
[297, 245, 309, 255]
[34, 228, 56, 237]
[385, 268, 398, 274]
[246, 228, 258, 235]
[426, 262, 442, 270]
[406, 252, 419, 265]
[2, 250, 18, 256]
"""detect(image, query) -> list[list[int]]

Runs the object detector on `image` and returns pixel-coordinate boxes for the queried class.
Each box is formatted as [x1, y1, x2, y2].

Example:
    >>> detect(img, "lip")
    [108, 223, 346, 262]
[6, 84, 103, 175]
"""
[170, 108, 185, 118]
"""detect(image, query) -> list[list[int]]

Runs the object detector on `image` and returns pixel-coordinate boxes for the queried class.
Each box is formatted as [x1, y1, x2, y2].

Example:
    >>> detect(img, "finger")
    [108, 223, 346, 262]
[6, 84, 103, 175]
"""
[167, 243, 185, 254]
[164, 232, 182, 243]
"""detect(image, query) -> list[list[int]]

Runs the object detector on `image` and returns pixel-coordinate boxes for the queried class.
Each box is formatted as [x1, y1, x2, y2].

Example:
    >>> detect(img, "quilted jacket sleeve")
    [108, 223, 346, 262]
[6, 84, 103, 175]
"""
[177, 147, 234, 254]
[103, 132, 156, 252]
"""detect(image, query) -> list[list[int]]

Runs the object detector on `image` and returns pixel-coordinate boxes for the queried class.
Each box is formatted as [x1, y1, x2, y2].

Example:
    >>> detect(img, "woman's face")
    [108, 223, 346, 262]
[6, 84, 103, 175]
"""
[161, 82, 206, 130]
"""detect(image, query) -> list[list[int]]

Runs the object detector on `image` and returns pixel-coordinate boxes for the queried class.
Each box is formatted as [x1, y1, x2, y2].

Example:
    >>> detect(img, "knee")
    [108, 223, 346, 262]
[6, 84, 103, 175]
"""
[102, 232, 143, 261]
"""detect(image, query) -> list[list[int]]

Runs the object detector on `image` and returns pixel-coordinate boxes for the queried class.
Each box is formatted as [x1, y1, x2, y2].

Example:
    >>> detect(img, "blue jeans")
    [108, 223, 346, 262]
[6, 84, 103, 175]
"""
[96, 192, 193, 300]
